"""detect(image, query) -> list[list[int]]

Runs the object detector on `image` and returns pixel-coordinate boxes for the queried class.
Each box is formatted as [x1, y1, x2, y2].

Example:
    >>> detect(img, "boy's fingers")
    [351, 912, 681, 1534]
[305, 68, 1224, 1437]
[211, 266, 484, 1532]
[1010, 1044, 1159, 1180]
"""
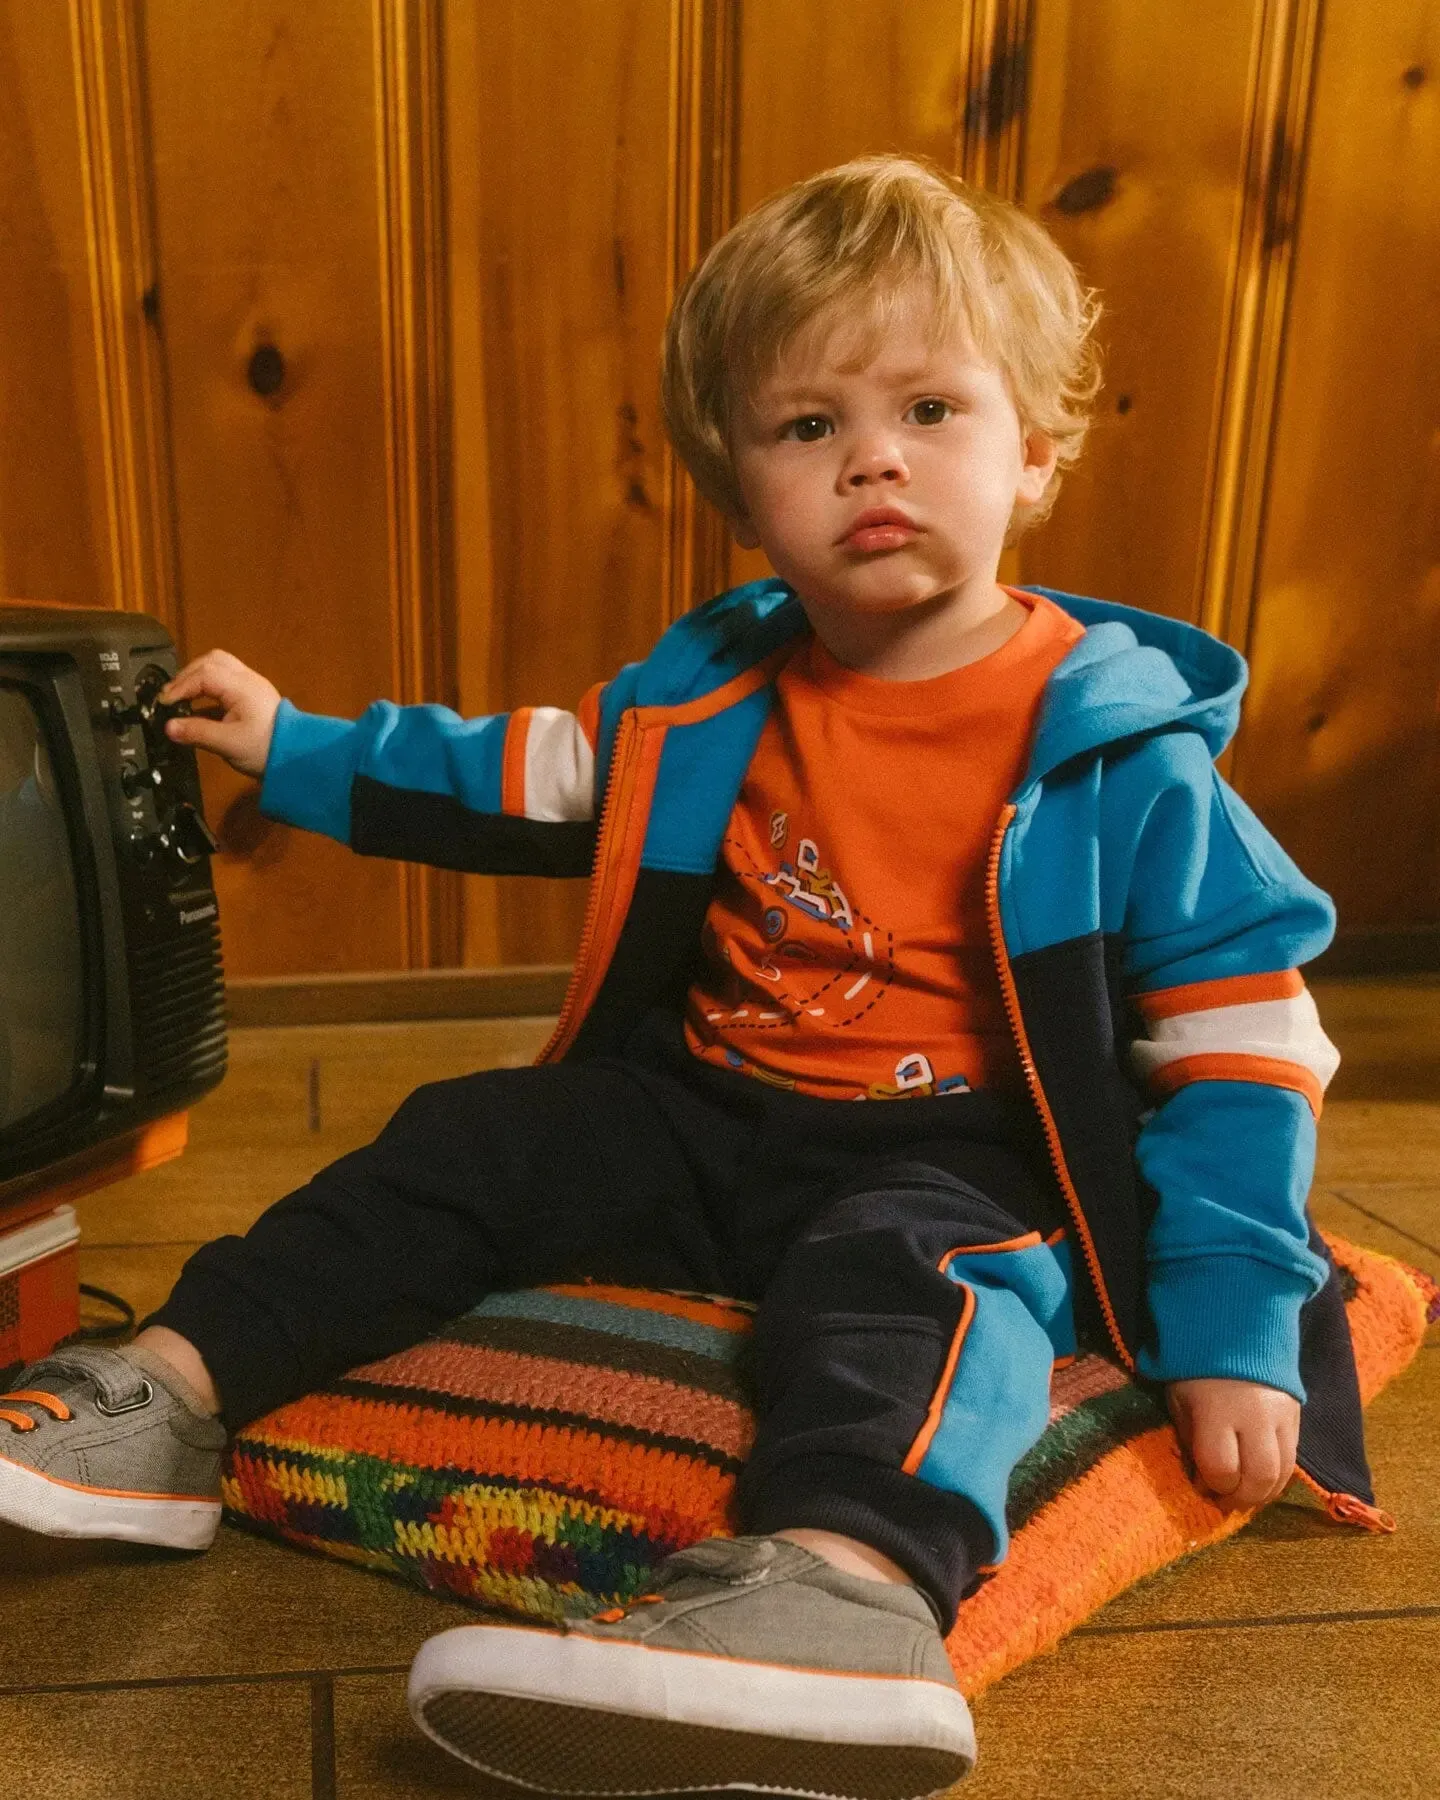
[159, 656, 222, 700]
[1270, 1436, 1299, 1505]
[161, 651, 250, 707]
[1192, 1424, 1241, 1497]
[166, 715, 240, 756]
[1233, 1442, 1282, 1509]
[1280, 1407, 1300, 1471]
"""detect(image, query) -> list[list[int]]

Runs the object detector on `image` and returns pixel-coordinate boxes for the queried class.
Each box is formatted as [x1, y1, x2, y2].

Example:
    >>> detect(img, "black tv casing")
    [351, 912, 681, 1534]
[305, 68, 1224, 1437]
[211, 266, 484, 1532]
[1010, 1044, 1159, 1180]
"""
[0, 605, 227, 1202]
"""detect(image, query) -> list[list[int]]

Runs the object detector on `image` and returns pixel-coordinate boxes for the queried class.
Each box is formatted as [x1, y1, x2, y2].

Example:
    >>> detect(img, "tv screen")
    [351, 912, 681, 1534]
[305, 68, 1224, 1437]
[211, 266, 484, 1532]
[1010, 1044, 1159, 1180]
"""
[0, 683, 86, 1134]
[0, 603, 225, 1203]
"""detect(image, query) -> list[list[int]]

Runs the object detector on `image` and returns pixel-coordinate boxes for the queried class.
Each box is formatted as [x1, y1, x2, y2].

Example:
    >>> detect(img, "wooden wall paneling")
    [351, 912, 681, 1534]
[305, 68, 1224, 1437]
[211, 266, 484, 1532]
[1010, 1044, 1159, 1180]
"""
[1192, 0, 1322, 661]
[724, 0, 984, 593]
[372, 0, 462, 969]
[68, 0, 180, 627]
[141, 1, 408, 978]
[1012, 0, 1271, 622]
[444, 0, 677, 968]
[734, 0, 981, 210]
[961, 0, 1032, 197]
[661, 0, 740, 624]
[437, 0, 500, 970]
[0, 1, 106, 607]
[0, 0, 172, 617]
[1232, 2, 1440, 933]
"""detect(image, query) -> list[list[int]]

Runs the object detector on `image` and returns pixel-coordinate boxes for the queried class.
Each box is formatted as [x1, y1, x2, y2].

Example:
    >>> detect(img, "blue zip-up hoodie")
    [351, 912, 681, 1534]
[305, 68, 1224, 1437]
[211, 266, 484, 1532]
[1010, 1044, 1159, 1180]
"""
[261, 580, 1380, 1521]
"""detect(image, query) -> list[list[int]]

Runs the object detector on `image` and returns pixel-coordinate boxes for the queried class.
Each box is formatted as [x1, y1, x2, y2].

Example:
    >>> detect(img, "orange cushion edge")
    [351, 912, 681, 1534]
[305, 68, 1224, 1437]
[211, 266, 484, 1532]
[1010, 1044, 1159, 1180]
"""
[947, 1229, 1433, 1698]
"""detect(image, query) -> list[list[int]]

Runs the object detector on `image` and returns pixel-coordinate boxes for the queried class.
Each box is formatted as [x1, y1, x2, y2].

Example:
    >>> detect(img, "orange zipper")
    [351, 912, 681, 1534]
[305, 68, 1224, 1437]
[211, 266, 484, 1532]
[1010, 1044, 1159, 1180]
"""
[536, 712, 651, 1065]
[984, 804, 1135, 1371]
[1294, 1467, 1396, 1533]
[535, 650, 796, 1067]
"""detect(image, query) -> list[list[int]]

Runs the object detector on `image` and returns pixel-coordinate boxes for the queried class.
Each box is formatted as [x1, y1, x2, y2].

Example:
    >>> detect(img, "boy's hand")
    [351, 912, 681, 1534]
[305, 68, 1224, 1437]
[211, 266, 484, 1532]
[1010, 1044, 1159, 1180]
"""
[160, 651, 281, 781]
[1166, 1377, 1300, 1510]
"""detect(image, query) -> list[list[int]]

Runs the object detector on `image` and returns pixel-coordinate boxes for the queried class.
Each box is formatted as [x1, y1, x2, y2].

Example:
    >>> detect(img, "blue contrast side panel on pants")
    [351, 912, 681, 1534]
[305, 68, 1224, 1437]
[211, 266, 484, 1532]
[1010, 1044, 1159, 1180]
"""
[915, 1234, 1075, 1563]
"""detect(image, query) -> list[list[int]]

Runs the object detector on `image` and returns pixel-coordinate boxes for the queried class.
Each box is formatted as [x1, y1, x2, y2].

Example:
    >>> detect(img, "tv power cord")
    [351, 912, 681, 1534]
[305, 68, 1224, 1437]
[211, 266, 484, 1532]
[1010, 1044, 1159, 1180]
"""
[70, 1282, 137, 1343]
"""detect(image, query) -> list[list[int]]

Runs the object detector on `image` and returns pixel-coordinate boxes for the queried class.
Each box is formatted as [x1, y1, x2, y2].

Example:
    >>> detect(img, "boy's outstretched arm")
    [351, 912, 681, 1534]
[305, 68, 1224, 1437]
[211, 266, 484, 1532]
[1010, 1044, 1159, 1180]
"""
[159, 650, 607, 879]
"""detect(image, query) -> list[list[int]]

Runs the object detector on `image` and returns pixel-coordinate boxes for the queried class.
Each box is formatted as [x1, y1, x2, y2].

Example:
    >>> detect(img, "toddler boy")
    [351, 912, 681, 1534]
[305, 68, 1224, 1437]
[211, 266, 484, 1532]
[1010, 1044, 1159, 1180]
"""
[0, 158, 1375, 1799]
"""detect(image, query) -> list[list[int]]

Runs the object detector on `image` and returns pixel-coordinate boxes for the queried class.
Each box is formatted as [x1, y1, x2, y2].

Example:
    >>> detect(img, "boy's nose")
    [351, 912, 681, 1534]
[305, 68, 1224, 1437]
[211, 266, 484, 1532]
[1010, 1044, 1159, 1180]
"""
[842, 441, 909, 487]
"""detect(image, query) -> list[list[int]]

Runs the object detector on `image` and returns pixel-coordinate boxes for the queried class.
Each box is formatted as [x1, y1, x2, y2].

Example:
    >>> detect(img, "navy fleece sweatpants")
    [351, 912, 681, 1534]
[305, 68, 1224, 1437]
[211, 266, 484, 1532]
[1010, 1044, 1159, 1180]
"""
[150, 1013, 1077, 1627]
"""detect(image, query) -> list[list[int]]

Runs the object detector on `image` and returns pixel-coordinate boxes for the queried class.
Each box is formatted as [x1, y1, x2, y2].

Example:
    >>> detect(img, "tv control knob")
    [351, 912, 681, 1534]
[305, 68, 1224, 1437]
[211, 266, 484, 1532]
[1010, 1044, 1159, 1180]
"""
[101, 698, 141, 733]
[152, 697, 193, 729]
[120, 764, 163, 799]
[134, 664, 171, 723]
[159, 802, 219, 866]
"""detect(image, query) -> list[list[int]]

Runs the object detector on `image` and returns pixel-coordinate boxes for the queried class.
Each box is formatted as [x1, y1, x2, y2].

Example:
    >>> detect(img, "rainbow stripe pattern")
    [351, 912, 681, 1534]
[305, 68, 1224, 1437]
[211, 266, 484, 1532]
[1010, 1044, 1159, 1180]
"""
[222, 1237, 1437, 1698]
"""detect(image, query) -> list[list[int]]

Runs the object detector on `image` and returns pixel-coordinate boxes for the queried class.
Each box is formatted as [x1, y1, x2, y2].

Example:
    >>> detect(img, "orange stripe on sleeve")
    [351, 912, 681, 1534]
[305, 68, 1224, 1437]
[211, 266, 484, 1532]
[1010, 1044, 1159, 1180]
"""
[500, 708, 532, 816]
[1135, 969, 1304, 1022]
[576, 683, 604, 753]
[1147, 1051, 1324, 1117]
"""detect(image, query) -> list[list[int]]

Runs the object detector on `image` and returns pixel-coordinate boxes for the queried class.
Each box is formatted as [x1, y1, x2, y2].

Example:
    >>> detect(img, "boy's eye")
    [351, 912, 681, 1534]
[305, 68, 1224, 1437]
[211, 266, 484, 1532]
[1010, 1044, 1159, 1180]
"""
[908, 398, 952, 426]
[781, 415, 832, 442]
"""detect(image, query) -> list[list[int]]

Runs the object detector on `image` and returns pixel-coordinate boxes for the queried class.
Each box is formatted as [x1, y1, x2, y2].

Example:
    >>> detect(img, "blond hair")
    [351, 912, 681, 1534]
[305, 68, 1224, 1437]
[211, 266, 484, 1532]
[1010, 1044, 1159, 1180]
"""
[662, 155, 1102, 538]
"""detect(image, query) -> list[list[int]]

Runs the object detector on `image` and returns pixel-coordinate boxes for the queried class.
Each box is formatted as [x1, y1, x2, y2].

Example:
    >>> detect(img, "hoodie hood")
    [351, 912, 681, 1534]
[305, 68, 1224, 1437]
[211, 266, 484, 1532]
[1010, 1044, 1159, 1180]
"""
[616, 578, 1245, 790]
[631, 579, 806, 710]
[1017, 587, 1247, 789]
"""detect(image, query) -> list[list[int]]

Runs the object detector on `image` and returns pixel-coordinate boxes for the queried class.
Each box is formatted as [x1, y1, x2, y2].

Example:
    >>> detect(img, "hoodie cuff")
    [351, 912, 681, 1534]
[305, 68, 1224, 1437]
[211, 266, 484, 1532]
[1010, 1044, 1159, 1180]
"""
[1137, 1254, 1314, 1402]
[258, 699, 363, 842]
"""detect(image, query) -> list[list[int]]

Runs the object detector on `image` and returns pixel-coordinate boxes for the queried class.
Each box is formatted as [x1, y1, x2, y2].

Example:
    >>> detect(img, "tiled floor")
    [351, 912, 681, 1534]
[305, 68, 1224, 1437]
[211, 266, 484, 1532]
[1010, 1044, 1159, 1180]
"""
[1, 980, 1436, 1797]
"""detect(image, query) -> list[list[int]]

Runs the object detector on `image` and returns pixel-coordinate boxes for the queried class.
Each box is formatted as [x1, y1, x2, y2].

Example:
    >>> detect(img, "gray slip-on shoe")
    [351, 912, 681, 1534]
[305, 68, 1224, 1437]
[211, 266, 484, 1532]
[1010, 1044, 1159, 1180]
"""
[0, 1345, 225, 1549]
[408, 1533, 975, 1798]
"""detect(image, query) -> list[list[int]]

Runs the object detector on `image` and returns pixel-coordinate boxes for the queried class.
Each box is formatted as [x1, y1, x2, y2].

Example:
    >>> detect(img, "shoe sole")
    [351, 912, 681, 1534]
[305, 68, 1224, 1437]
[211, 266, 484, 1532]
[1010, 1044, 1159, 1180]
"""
[408, 1623, 976, 1799]
[0, 1453, 221, 1550]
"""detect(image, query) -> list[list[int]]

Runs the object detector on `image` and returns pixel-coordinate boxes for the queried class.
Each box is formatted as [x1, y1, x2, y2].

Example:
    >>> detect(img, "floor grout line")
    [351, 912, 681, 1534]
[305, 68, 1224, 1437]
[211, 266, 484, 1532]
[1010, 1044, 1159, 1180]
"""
[1077, 1603, 1440, 1639]
[1323, 1189, 1440, 1261]
[1322, 1181, 1440, 1196]
[0, 1664, 409, 1700]
[81, 1241, 205, 1252]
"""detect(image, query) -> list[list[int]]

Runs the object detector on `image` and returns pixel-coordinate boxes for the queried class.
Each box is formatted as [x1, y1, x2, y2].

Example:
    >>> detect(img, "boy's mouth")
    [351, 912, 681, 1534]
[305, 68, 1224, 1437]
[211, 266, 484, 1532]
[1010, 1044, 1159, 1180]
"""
[839, 508, 919, 553]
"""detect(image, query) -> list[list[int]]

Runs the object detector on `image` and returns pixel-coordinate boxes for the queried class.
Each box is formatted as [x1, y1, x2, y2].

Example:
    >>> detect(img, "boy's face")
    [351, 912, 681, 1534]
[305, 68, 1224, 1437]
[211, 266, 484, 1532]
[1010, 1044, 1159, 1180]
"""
[728, 301, 1056, 625]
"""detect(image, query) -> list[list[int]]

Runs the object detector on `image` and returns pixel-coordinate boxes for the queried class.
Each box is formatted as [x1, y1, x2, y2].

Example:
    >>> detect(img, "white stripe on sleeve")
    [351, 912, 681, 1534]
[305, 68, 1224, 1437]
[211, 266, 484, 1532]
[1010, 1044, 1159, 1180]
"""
[522, 707, 597, 822]
[1130, 991, 1341, 1089]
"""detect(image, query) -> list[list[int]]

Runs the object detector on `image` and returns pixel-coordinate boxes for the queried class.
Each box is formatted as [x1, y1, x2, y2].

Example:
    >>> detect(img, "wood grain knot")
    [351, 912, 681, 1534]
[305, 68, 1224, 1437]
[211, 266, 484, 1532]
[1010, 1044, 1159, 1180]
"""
[964, 45, 1028, 140]
[1402, 65, 1426, 89]
[1052, 166, 1118, 216]
[247, 343, 287, 399]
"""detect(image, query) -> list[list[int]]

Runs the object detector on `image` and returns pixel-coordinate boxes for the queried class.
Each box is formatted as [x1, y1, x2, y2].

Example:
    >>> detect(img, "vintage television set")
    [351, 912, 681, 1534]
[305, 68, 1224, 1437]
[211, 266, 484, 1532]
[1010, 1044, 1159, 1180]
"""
[0, 604, 227, 1359]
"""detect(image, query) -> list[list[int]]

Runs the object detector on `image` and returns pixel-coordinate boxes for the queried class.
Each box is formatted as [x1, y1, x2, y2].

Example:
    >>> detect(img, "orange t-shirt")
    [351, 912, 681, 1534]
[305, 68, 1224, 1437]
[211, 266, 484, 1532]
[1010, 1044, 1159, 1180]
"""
[684, 590, 1084, 1099]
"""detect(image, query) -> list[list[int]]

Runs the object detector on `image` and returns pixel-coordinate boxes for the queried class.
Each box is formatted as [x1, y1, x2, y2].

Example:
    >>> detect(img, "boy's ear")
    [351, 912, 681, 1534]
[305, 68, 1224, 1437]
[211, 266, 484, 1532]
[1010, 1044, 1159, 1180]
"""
[1017, 429, 1060, 506]
[729, 512, 762, 551]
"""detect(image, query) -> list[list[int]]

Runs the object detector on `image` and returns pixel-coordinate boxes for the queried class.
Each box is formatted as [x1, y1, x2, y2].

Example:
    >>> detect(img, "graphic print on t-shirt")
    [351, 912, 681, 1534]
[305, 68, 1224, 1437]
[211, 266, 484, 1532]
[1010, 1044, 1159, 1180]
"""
[684, 589, 1087, 1101]
[694, 810, 975, 1098]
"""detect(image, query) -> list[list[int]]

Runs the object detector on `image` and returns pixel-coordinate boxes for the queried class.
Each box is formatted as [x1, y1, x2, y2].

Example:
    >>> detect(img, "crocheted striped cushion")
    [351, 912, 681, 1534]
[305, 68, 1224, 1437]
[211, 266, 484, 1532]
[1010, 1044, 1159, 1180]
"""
[222, 1232, 1437, 1698]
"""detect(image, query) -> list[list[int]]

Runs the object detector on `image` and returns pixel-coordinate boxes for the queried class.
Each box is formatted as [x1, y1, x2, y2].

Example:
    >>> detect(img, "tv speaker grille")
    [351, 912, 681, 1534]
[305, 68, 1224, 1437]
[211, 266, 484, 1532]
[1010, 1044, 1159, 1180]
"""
[128, 918, 228, 1092]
